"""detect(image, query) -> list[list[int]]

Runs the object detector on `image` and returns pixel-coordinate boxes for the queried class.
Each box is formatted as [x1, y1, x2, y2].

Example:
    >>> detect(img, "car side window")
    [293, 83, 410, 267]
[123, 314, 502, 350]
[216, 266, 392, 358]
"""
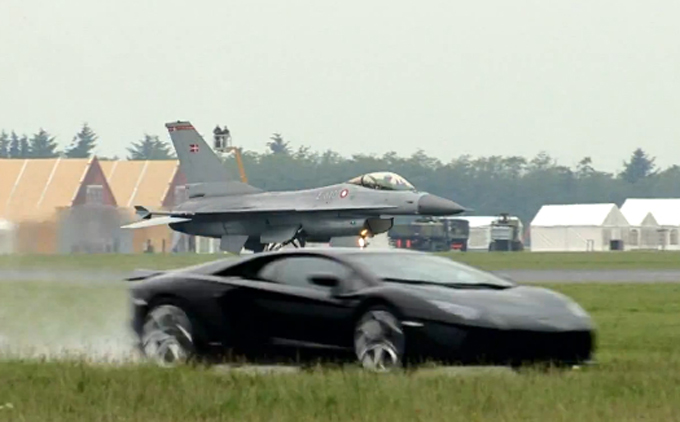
[258, 256, 353, 291]
[216, 256, 278, 280]
[257, 259, 284, 281]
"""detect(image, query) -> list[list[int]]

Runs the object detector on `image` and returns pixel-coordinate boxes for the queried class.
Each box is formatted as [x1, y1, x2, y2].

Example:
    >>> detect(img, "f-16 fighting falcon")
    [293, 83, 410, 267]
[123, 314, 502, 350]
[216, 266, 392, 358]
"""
[122, 121, 467, 254]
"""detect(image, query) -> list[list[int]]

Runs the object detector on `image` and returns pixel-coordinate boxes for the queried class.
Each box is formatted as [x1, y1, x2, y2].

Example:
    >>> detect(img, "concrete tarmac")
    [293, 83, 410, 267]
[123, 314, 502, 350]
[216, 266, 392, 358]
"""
[2, 268, 680, 284]
[496, 269, 680, 283]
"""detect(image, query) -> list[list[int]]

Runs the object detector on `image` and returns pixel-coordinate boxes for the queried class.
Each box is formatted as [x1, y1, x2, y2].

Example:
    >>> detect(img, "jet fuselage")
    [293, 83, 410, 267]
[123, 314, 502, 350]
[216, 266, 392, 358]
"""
[167, 182, 434, 242]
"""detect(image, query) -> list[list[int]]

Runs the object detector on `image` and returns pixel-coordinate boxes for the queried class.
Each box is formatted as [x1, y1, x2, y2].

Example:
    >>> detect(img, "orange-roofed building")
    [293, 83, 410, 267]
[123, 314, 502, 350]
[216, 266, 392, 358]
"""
[100, 159, 193, 253]
[0, 157, 126, 254]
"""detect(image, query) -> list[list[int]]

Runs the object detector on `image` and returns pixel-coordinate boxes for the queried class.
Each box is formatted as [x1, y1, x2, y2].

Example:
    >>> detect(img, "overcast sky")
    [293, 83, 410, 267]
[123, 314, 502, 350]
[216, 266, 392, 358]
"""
[1, 0, 678, 172]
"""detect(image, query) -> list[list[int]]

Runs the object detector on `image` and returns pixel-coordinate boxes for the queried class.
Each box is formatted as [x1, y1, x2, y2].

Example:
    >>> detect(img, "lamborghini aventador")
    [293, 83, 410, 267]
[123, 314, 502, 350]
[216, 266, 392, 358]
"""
[126, 248, 595, 371]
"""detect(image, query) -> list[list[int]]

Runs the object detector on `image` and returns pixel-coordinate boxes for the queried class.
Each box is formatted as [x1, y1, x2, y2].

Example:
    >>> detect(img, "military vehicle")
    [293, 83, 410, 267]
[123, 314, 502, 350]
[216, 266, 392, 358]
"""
[488, 213, 524, 251]
[388, 217, 470, 251]
[122, 121, 468, 254]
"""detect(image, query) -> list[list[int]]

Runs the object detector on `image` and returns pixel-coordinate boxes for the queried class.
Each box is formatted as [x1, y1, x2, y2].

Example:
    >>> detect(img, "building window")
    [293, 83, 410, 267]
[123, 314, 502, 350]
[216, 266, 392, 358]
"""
[174, 185, 188, 206]
[671, 230, 679, 246]
[629, 229, 639, 246]
[85, 185, 104, 204]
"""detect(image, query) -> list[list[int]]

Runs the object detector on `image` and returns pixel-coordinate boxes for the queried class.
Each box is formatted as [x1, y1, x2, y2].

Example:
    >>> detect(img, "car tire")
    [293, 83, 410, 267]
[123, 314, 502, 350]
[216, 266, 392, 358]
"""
[140, 303, 198, 367]
[353, 306, 405, 372]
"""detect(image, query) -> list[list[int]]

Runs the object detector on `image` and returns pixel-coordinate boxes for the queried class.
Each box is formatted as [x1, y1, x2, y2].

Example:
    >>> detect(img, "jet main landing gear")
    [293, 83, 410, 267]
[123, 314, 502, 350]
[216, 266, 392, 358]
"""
[263, 229, 307, 252]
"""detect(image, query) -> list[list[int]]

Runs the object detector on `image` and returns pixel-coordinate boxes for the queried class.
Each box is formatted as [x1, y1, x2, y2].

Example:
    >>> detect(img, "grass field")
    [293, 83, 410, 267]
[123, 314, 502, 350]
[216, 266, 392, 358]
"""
[2, 249, 680, 272]
[1, 280, 680, 421]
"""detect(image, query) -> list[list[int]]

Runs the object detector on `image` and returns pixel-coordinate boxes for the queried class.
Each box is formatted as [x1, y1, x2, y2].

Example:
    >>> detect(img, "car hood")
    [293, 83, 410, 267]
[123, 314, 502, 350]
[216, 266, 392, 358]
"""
[392, 283, 594, 331]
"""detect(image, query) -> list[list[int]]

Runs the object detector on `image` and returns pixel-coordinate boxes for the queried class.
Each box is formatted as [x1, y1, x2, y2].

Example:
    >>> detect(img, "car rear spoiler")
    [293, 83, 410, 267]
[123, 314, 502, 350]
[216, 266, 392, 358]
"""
[125, 269, 166, 281]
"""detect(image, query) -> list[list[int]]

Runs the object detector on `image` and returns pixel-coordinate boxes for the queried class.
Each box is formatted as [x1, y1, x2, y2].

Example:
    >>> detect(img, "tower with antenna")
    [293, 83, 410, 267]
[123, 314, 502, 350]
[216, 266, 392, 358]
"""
[212, 124, 248, 183]
[213, 125, 232, 152]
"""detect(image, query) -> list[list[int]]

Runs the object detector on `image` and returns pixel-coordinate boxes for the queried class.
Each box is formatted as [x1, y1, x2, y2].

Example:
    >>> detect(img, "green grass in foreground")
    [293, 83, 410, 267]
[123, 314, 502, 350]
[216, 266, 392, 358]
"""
[1, 282, 680, 421]
[2, 249, 680, 271]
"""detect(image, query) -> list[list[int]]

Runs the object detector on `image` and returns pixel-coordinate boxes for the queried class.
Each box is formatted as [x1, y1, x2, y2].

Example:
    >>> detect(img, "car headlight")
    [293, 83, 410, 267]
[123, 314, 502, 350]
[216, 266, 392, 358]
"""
[429, 300, 480, 320]
[567, 302, 589, 318]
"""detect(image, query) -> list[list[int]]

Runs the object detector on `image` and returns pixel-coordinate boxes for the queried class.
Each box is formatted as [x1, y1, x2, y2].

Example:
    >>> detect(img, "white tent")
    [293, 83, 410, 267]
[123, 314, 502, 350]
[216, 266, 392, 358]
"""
[530, 203, 629, 252]
[620, 198, 680, 250]
[0, 219, 16, 255]
[453, 216, 524, 250]
[618, 207, 660, 250]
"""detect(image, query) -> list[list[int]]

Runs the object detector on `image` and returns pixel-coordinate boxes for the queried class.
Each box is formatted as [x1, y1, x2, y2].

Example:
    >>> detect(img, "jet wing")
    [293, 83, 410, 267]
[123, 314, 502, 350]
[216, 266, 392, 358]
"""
[130, 204, 398, 217]
[192, 204, 400, 214]
[121, 204, 399, 229]
[121, 216, 192, 229]
[133, 205, 194, 219]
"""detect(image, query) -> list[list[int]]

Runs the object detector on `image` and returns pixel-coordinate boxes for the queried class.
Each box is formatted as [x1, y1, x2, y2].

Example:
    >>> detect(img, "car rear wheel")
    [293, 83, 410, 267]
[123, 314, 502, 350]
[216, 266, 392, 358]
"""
[140, 304, 196, 367]
[353, 306, 405, 372]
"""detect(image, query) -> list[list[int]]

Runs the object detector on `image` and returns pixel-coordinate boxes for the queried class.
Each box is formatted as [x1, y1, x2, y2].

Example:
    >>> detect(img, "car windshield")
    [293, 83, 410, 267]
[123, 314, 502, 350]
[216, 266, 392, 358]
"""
[345, 252, 514, 288]
[347, 172, 416, 191]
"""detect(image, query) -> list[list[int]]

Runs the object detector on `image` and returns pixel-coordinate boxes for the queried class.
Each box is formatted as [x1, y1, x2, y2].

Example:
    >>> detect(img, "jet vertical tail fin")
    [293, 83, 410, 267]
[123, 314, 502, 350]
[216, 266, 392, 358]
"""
[165, 121, 261, 197]
[166, 121, 232, 184]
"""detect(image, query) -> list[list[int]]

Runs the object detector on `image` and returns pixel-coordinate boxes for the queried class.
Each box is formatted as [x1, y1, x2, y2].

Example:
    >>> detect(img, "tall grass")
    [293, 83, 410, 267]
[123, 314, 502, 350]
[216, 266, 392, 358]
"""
[0, 358, 678, 422]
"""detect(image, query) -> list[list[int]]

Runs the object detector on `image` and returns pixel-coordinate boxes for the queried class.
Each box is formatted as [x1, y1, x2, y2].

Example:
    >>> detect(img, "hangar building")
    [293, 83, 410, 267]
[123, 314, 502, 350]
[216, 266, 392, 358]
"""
[100, 159, 193, 254]
[0, 157, 124, 254]
[0, 219, 15, 255]
[530, 203, 629, 252]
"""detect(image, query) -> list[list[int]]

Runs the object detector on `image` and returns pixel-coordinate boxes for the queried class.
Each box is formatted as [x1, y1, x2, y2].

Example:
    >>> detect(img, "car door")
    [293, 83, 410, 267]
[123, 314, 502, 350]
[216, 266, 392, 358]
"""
[253, 255, 360, 348]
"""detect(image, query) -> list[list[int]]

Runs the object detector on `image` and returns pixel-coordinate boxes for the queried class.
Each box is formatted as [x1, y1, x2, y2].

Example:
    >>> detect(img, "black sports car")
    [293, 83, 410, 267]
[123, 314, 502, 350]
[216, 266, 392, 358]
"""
[126, 248, 595, 371]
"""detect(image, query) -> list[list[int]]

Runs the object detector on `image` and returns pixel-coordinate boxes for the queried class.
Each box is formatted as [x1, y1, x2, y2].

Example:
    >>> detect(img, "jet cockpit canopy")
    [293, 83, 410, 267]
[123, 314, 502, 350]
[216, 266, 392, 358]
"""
[347, 171, 416, 191]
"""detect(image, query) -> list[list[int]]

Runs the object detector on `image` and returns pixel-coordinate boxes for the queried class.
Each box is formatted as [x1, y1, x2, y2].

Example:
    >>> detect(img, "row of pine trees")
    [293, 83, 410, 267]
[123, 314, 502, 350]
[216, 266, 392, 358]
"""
[0, 123, 175, 160]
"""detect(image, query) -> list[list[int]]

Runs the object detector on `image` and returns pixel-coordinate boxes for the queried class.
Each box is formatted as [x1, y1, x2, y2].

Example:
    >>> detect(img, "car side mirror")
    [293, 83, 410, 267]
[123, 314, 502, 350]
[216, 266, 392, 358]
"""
[309, 274, 340, 288]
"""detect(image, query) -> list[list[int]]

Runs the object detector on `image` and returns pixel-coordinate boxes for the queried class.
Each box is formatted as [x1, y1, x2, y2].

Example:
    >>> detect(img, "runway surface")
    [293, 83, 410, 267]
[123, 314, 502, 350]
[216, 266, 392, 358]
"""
[2, 268, 680, 283]
[497, 269, 680, 283]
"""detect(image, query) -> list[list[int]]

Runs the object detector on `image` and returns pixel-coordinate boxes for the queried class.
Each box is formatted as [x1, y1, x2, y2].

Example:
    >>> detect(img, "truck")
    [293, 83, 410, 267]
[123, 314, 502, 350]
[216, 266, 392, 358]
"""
[388, 217, 470, 252]
[488, 213, 524, 251]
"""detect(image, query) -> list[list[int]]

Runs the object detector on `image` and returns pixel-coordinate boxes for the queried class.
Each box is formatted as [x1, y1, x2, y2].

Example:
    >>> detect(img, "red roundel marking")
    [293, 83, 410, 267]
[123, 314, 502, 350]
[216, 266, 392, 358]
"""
[340, 189, 349, 198]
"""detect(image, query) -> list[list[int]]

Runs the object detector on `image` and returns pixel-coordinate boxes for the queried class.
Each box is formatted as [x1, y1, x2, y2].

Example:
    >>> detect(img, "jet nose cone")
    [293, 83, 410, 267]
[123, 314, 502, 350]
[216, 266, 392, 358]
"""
[417, 194, 466, 216]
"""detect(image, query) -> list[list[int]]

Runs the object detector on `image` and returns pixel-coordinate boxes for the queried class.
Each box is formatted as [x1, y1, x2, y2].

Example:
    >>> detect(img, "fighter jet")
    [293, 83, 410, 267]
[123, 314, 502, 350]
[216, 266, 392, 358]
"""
[122, 121, 467, 253]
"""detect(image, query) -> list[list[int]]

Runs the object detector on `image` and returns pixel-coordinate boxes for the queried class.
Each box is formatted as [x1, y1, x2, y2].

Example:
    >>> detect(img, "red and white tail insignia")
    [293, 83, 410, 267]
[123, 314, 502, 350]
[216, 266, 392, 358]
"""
[168, 124, 195, 132]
